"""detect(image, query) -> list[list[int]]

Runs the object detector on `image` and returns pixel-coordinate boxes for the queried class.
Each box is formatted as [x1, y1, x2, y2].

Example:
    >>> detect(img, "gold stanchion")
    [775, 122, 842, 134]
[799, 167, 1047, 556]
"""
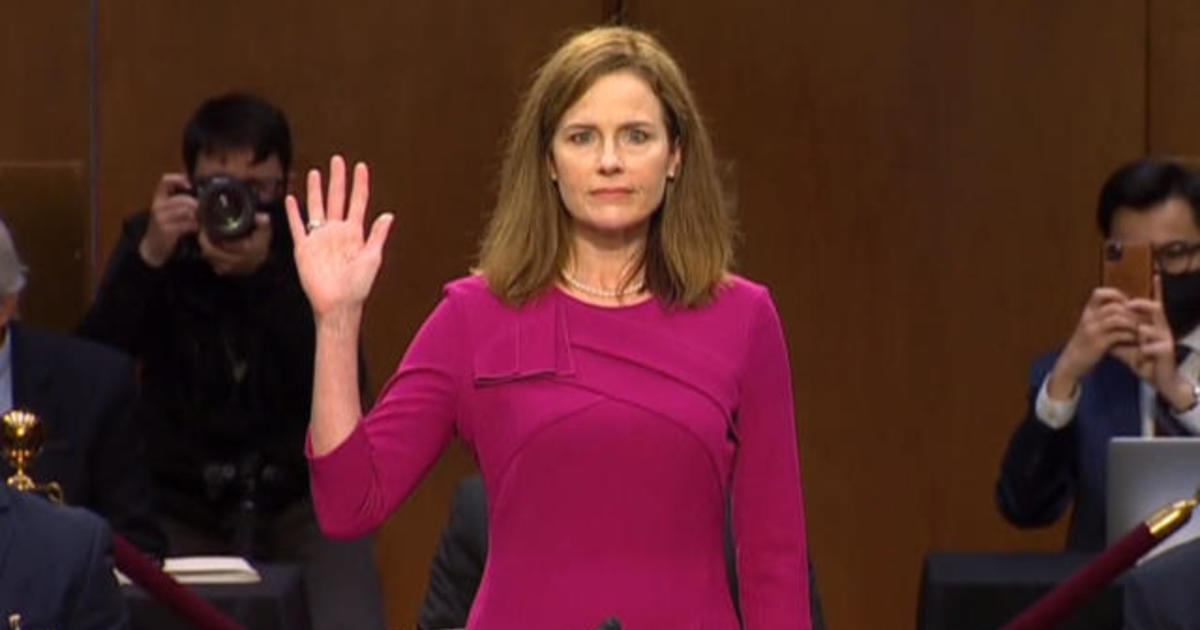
[2, 408, 64, 503]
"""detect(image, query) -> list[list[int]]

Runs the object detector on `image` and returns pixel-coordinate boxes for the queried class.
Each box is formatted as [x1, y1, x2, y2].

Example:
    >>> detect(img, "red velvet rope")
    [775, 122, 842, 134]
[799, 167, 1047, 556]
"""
[112, 533, 248, 630]
[999, 524, 1157, 630]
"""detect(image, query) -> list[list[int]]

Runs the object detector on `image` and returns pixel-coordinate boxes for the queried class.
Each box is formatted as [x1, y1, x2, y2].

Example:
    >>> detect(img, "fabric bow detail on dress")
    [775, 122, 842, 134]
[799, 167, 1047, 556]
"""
[473, 296, 575, 385]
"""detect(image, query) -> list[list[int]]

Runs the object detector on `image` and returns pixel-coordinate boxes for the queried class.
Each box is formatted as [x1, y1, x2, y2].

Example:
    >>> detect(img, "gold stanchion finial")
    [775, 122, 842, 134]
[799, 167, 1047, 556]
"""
[2, 408, 63, 503]
[1145, 496, 1199, 538]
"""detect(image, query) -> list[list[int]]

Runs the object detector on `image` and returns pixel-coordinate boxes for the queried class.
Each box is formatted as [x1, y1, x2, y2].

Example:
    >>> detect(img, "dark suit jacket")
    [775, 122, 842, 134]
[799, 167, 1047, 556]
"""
[418, 477, 488, 629]
[2, 323, 165, 557]
[0, 484, 130, 630]
[1123, 537, 1200, 630]
[416, 475, 825, 630]
[997, 352, 1143, 552]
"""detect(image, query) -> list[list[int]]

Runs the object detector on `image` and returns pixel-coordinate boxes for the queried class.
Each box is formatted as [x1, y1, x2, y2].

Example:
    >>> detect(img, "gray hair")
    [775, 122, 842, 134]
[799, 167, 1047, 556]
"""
[0, 218, 28, 294]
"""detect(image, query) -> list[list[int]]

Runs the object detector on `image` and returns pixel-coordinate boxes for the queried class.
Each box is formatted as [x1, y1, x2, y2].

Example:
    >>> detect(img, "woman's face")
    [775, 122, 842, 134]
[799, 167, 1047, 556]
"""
[549, 71, 681, 244]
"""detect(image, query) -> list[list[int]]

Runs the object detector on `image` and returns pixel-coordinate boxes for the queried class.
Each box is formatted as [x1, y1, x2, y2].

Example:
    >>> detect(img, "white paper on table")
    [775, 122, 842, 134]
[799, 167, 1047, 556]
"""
[115, 555, 262, 585]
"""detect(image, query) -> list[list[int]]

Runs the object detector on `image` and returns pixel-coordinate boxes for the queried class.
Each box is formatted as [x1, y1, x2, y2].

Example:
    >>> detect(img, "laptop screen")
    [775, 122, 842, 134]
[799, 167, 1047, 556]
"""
[1107, 437, 1200, 562]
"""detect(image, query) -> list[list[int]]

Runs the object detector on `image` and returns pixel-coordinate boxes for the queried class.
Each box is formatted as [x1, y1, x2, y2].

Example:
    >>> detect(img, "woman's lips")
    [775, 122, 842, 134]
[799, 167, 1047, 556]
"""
[589, 187, 634, 198]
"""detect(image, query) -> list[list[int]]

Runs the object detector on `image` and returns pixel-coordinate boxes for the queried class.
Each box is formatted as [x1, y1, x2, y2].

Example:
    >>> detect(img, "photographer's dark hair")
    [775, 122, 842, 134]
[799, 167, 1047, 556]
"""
[182, 93, 292, 177]
[1097, 158, 1200, 237]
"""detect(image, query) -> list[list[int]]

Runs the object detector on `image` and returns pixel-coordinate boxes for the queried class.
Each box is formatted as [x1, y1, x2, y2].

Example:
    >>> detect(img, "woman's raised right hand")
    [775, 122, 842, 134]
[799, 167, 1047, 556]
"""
[286, 155, 395, 322]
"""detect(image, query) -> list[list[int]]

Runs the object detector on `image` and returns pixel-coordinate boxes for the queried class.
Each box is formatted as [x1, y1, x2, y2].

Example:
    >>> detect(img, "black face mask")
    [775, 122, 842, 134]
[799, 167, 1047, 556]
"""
[1162, 269, 1200, 336]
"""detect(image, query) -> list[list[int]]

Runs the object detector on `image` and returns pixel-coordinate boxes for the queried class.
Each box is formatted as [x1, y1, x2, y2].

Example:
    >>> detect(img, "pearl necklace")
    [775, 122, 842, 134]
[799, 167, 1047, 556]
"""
[561, 270, 644, 299]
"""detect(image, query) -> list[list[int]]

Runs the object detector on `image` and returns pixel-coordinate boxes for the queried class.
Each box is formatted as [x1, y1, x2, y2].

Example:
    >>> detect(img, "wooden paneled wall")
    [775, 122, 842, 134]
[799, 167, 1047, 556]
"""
[14, 2, 1200, 628]
[625, 2, 1145, 628]
[0, 3, 91, 330]
[0, 3, 89, 161]
[1149, 0, 1200, 155]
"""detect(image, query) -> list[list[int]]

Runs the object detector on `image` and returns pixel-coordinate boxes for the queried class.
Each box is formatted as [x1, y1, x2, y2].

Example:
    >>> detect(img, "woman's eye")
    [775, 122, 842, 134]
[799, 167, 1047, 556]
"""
[567, 130, 592, 144]
[627, 128, 649, 143]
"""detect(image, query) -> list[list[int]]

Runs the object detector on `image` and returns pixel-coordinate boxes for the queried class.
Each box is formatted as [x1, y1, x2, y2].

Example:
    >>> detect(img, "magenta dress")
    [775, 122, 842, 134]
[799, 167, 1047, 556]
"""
[308, 275, 810, 629]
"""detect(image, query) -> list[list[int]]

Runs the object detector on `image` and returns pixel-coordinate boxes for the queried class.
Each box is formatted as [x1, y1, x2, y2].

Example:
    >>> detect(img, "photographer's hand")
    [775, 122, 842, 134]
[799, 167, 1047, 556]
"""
[1047, 287, 1138, 400]
[287, 155, 394, 455]
[198, 213, 272, 275]
[1128, 276, 1196, 411]
[139, 173, 198, 267]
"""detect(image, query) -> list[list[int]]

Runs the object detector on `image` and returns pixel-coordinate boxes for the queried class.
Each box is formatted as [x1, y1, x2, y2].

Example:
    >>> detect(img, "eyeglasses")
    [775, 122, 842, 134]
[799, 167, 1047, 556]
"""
[241, 177, 285, 202]
[1106, 239, 1200, 275]
[1152, 240, 1200, 274]
[194, 175, 284, 204]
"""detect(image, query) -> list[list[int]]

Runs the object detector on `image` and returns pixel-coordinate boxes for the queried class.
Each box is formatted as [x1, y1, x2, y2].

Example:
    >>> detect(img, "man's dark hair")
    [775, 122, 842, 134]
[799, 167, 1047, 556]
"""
[182, 92, 292, 177]
[1097, 158, 1200, 237]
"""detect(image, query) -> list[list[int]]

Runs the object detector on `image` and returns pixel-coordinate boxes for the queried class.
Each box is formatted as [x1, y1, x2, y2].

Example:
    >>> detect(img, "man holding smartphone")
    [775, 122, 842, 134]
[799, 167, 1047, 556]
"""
[996, 158, 1200, 552]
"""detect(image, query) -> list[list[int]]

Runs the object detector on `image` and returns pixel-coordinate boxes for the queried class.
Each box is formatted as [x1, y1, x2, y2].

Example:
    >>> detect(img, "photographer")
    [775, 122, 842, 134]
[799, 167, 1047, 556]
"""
[996, 158, 1200, 552]
[78, 92, 384, 630]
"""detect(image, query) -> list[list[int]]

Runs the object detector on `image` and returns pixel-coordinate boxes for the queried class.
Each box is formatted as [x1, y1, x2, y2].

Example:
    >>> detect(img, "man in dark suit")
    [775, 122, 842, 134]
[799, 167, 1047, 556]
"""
[417, 475, 827, 630]
[997, 158, 1200, 551]
[418, 476, 488, 628]
[0, 217, 164, 557]
[0, 483, 129, 630]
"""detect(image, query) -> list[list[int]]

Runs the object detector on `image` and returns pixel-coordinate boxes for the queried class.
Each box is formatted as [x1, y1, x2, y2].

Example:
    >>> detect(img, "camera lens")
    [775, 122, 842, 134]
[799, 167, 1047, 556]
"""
[196, 176, 257, 241]
[1104, 239, 1124, 261]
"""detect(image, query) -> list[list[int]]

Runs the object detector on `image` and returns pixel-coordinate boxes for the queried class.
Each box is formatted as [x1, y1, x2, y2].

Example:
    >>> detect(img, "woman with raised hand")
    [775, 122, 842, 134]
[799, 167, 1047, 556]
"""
[289, 25, 811, 629]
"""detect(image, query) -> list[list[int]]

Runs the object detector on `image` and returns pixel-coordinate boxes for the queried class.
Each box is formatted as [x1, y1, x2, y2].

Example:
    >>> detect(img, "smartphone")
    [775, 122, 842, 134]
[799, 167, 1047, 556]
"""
[1101, 240, 1153, 299]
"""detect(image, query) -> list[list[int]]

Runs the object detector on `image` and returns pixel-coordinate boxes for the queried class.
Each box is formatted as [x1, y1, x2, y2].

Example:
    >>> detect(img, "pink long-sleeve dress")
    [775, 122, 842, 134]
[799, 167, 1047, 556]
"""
[308, 274, 810, 629]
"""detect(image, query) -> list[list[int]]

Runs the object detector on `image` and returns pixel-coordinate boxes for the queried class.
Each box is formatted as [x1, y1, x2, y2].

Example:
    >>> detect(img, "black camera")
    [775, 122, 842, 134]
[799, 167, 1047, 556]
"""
[192, 175, 258, 241]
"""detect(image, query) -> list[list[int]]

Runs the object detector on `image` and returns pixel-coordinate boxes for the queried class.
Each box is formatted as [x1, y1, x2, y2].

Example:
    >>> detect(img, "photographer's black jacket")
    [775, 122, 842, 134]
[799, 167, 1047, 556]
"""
[78, 210, 316, 534]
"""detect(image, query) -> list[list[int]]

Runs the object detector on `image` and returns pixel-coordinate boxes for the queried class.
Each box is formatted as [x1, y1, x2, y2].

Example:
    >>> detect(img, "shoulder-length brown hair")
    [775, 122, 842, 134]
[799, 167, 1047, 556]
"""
[477, 25, 733, 307]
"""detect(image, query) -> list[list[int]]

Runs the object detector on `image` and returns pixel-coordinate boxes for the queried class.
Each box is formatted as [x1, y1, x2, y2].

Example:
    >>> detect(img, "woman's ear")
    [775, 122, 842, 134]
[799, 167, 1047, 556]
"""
[667, 142, 682, 180]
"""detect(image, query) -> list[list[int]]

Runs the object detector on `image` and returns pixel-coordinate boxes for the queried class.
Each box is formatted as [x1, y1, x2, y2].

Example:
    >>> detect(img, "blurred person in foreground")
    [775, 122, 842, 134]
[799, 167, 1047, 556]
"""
[0, 482, 129, 630]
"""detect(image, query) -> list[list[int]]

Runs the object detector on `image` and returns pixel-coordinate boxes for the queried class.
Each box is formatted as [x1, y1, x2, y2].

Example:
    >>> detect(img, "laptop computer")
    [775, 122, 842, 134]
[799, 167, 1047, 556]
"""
[1107, 437, 1200, 561]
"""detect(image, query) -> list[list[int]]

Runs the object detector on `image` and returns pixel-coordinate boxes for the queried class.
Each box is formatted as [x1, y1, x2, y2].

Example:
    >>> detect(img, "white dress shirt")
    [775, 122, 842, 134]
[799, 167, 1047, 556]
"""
[1035, 325, 1200, 435]
[0, 328, 12, 414]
